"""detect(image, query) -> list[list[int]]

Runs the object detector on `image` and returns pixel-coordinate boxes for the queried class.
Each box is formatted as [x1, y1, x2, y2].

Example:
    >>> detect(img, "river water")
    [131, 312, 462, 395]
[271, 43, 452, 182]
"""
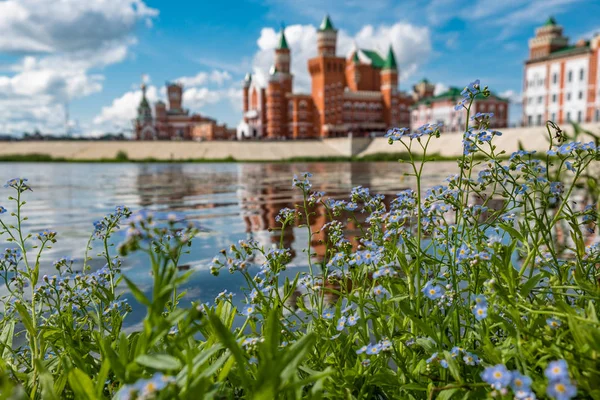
[1, 161, 456, 325]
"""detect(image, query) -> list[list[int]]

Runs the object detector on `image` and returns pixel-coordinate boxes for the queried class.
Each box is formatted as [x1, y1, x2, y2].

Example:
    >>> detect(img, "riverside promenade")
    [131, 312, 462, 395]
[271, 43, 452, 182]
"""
[2, 123, 599, 161]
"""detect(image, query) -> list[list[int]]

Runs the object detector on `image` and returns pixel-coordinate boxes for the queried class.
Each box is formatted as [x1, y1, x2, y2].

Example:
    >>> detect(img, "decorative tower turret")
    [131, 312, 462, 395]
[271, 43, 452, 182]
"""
[135, 83, 156, 140]
[243, 73, 252, 121]
[137, 83, 152, 123]
[166, 82, 183, 112]
[381, 45, 399, 127]
[317, 15, 337, 57]
[275, 24, 293, 94]
[412, 78, 435, 101]
[528, 17, 568, 60]
[266, 66, 282, 139]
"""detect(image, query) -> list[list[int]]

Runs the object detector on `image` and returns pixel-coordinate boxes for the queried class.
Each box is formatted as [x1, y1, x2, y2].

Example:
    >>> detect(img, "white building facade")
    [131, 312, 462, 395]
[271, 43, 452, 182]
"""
[524, 17, 600, 126]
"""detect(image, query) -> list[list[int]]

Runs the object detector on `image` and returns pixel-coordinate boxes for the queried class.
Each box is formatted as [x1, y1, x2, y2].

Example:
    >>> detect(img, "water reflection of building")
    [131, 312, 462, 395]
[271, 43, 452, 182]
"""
[135, 164, 237, 210]
[235, 163, 403, 264]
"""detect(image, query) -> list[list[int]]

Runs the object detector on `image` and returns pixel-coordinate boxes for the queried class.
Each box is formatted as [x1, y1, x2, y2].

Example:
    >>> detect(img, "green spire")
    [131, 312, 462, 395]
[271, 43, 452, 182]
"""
[137, 84, 151, 120]
[352, 50, 360, 64]
[277, 24, 289, 50]
[544, 16, 557, 26]
[319, 14, 335, 31]
[383, 45, 397, 70]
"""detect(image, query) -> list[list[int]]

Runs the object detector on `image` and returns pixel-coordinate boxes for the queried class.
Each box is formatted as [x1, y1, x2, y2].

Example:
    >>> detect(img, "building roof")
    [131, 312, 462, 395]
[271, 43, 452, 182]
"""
[319, 15, 335, 31]
[383, 45, 397, 70]
[526, 44, 591, 64]
[352, 50, 360, 63]
[414, 87, 508, 106]
[277, 26, 289, 50]
[544, 16, 557, 26]
[360, 49, 385, 68]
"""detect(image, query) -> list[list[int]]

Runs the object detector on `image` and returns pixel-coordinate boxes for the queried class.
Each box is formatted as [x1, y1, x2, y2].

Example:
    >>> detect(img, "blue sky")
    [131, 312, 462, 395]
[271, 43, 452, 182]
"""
[0, 0, 598, 136]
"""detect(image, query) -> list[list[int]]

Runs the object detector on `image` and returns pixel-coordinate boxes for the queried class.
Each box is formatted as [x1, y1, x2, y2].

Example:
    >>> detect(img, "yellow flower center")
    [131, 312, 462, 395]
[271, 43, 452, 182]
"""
[493, 371, 503, 379]
[145, 383, 157, 393]
[555, 383, 565, 393]
[514, 379, 522, 387]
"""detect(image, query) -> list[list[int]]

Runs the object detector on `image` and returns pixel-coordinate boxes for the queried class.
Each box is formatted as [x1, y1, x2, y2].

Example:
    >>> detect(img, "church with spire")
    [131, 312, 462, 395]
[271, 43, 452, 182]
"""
[237, 15, 414, 140]
[134, 81, 235, 141]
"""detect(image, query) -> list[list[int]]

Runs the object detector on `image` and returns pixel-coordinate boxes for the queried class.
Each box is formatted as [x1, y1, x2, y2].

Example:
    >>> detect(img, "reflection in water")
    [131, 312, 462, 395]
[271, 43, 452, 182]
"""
[0, 162, 428, 325]
[3, 162, 595, 325]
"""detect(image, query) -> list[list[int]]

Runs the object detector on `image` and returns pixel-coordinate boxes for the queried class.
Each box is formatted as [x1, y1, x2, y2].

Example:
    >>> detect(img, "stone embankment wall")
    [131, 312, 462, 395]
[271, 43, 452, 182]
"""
[1, 123, 599, 161]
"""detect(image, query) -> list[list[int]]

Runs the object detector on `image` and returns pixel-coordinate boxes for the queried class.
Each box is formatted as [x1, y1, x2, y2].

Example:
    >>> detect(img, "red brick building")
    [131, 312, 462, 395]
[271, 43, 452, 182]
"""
[135, 82, 234, 140]
[523, 17, 600, 126]
[410, 80, 509, 132]
[237, 15, 413, 140]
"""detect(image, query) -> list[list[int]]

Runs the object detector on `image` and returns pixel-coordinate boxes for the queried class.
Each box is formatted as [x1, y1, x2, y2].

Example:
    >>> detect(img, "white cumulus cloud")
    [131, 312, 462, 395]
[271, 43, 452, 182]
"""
[176, 70, 233, 87]
[251, 22, 431, 92]
[0, 0, 157, 135]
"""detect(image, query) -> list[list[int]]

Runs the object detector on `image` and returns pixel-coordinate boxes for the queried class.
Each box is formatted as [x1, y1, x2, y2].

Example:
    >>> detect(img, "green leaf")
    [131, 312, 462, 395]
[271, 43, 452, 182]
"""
[123, 276, 151, 306]
[95, 356, 111, 397]
[36, 360, 59, 400]
[520, 274, 544, 298]
[0, 320, 15, 360]
[67, 368, 97, 400]
[136, 354, 182, 371]
[437, 387, 460, 400]
[207, 312, 252, 389]
[14, 303, 35, 338]
[442, 351, 462, 383]
[400, 383, 427, 392]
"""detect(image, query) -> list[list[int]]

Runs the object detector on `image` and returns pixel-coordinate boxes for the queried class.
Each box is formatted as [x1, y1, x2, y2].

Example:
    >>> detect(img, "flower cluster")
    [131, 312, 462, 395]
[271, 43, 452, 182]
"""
[545, 360, 577, 400]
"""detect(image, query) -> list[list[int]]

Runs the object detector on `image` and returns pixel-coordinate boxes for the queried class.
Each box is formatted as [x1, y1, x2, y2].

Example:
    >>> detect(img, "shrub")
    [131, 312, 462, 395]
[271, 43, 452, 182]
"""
[115, 150, 129, 162]
[1, 80, 600, 399]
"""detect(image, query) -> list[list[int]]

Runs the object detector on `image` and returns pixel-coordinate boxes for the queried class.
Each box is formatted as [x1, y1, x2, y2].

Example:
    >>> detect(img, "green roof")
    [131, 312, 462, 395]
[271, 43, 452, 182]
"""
[551, 44, 589, 55]
[383, 46, 397, 70]
[414, 87, 508, 106]
[544, 16, 557, 26]
[352, 50, 360, 63]
[277, 26, 289, 50]
[360, 49, 385, 68]
[319, 15, 335, 31]
[418, 78, 430, 84]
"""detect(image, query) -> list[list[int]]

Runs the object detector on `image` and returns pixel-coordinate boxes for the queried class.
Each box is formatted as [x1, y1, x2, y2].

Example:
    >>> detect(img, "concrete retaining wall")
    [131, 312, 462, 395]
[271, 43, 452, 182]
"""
[1, 123, 599, 161]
